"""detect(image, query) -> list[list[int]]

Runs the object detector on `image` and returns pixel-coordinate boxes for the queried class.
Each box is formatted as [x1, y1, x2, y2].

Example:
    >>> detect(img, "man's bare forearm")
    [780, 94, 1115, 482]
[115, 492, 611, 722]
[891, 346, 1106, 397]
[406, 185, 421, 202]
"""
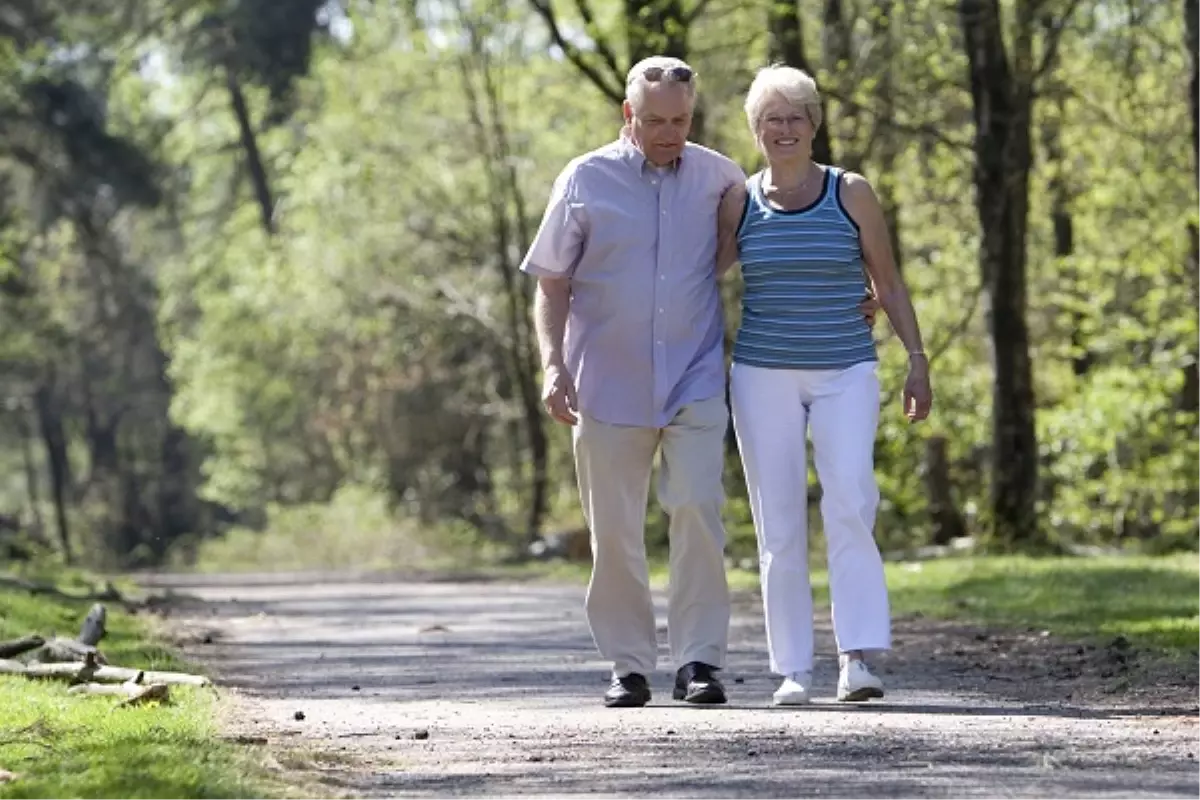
[534, 277, 571, 369]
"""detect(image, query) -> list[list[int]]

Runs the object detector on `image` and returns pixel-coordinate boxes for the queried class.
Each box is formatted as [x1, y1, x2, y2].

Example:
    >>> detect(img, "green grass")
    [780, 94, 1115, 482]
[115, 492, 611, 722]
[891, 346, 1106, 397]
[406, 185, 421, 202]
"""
[876, 553, 1200, 653]
[506, 553, 1200, 655]
[0, 580, 282, 799]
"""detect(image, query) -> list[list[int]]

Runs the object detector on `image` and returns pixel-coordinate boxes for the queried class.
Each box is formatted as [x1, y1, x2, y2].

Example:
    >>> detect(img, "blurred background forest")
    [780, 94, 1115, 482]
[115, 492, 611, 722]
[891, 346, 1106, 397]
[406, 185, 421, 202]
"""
[0, 0, 1195, 572]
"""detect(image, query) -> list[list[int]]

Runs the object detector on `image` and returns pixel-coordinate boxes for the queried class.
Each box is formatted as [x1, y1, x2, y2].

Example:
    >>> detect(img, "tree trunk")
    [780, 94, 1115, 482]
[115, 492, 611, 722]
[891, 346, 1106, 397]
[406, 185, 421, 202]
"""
[872, 0, 903, 273]
[767, 0, 833, 164]
[960, 0, 1039, 548]
[34, 382, 72, 563]
[226, 68, 276, 236]
[481, 54, 550, 542]
[823, 0, 858, 168]
[1185, 225, 1199, 414]
[925, 436, 966, 546]
[16, 401, 45, 539]
[456, 15, 549, 543]
[1041, 65, 1087, 376]
[1182, 0, 1198, 413]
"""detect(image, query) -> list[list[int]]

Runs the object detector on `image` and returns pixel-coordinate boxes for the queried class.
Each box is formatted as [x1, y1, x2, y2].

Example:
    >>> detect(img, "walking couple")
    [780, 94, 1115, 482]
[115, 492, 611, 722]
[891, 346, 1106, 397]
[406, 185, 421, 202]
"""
[519, 56, 932, 707]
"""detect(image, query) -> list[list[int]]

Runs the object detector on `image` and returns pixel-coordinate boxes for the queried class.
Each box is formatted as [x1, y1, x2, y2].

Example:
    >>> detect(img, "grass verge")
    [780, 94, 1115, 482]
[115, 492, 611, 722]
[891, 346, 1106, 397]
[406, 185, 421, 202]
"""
[505, 553, 1199, 655]
[0, 577, 283, 799]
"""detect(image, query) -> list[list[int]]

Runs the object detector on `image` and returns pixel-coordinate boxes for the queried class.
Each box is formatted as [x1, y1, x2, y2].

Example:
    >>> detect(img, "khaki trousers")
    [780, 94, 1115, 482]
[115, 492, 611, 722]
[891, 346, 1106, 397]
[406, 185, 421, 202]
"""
[572, 395, 731, 677]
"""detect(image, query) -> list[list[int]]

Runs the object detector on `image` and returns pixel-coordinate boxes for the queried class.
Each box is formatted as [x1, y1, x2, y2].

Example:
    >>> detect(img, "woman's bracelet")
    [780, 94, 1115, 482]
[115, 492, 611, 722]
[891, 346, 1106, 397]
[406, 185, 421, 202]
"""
[908, 351, 928, 360]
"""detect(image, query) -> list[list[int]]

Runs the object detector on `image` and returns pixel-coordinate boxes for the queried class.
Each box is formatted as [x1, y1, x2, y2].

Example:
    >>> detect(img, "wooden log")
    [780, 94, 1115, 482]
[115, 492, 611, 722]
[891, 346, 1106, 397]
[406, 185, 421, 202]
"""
[118, 683, 170, 708]
[69, 679, 171, 707]
[78, 603, 106, 647]
[0, 636, 44, 659]
[30, 637, 105, 665]
[925, 435, 967, 546]
[68, 681, 142, 697]
[0, 657, 210, 687]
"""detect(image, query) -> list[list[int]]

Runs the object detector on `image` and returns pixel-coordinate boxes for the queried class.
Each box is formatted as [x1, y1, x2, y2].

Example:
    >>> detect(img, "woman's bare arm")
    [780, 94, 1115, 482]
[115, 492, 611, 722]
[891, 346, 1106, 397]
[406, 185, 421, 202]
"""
[842, 171, 932, 421]
[716, 182, 748, 278]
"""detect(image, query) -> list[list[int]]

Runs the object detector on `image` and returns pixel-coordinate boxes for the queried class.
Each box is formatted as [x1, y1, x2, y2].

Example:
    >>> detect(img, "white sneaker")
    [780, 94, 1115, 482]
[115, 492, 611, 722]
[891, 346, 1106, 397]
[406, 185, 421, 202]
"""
[772, 672, 813, 705]
[837, 659, 885, 702]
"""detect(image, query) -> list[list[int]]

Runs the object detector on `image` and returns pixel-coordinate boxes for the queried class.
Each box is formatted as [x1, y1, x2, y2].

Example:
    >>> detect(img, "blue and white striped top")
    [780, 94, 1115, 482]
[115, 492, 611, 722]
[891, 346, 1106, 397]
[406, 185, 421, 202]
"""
[732, 166, 877, 371]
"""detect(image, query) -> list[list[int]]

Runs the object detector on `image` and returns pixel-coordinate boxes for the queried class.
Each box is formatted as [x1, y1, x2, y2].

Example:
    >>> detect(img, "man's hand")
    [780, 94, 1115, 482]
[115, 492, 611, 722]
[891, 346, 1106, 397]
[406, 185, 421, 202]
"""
[903, 356, 932, 422]
[542, 363, 579, 426]
[859, 294, 881, 328]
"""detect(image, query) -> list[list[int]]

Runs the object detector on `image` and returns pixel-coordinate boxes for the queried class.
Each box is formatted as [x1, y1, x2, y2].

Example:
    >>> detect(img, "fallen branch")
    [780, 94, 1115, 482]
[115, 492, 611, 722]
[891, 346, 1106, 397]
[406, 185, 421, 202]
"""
[117, 682, 170, 708]
[69, 675, 171, 707]
[29, 637, 105, 665]
[0, 657, 210, 687]
[0, 636, 44, 659]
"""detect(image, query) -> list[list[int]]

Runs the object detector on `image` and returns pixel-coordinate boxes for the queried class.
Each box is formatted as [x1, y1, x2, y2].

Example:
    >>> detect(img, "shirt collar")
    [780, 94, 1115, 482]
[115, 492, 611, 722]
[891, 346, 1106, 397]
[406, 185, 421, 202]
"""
[618, 129, 683, 174]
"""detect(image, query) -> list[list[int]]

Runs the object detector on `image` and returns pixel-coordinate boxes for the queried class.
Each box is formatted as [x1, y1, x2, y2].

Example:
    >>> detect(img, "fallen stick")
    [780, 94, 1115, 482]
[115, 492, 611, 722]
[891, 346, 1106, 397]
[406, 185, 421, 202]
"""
[69, 680, 171, 707]
[29, 636, 105, 665]
[0, 636, 44, 659]
[0, 657, 210, 686]
[117, 682, 170, 708]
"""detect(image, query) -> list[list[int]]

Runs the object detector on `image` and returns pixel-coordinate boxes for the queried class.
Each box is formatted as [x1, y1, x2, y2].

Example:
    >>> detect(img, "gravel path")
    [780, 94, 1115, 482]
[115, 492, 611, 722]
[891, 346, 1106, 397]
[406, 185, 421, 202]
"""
[145, 572, 1199, 798]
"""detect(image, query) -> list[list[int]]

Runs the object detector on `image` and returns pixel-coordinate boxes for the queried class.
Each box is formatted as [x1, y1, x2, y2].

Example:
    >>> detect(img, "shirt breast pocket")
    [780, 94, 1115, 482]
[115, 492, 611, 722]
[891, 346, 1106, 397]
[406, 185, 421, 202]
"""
[580, 198, 657, 275]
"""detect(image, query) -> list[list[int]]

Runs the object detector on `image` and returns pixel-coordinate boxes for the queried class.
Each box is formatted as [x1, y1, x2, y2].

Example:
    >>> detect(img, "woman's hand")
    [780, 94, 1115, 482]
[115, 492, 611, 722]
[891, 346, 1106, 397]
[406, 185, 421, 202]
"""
[903, 355, 932, 422]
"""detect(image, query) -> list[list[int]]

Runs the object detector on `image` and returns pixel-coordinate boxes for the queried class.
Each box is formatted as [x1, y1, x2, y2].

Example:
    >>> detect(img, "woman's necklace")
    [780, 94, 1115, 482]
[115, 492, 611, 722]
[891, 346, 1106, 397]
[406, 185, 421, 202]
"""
[766, 164, 819, 195]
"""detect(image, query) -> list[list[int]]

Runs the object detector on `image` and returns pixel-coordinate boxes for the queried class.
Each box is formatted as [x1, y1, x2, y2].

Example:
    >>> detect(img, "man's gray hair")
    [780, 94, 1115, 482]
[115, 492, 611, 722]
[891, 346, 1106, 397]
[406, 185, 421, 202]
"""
[625, 55, 697, 108]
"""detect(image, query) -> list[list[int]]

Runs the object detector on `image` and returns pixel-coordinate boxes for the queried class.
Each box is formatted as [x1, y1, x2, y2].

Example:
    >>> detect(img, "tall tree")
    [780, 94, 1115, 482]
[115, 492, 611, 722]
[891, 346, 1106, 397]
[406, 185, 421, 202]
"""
[1182, 0, 1198, 413]
[959, 0, 1082, 549]
[185, 0, 331, 235]
[454, 0, 550, 543]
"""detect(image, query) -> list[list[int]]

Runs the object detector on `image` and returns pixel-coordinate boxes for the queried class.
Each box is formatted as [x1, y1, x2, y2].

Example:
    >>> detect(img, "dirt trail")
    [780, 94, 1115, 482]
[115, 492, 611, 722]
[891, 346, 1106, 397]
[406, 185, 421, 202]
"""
[145, 572, 1199, 798]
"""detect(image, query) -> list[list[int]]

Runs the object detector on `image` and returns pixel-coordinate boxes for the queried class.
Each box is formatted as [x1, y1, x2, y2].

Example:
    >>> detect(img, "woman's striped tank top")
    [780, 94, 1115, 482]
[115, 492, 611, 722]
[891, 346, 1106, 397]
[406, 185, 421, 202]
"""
[732, 165, 877, 371]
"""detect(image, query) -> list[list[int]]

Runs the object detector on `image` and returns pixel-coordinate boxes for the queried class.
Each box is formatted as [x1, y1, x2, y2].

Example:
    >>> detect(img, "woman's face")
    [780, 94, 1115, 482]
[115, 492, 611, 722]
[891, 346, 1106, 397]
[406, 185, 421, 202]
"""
[756, 94, 814, 164]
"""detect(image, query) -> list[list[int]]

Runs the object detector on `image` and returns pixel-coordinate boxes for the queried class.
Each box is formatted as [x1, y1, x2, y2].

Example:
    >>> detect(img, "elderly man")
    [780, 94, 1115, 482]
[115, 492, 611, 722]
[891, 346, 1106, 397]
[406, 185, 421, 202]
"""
[519, 56, 744, 707]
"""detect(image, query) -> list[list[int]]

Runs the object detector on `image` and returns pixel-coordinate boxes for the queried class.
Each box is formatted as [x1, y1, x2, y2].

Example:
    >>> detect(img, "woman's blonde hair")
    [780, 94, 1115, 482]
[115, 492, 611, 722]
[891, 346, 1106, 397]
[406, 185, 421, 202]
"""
[743, 64, 823, 133]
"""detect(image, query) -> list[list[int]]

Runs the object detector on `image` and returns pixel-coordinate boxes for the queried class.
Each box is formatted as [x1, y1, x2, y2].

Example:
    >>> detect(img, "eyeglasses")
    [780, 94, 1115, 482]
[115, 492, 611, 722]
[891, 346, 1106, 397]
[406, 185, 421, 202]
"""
[635, 65, 694, 84]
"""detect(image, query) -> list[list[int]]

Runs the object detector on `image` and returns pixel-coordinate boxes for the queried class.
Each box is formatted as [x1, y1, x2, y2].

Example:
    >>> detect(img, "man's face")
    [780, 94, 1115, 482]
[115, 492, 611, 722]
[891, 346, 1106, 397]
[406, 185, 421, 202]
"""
[623, 82, 694, 167]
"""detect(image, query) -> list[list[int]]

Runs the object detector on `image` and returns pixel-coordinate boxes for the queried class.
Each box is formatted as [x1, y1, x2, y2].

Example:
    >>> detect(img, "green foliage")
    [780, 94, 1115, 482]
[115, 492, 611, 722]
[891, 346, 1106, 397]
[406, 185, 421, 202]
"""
[179, 484, 435, 573]
[0, 0, 1192, 567]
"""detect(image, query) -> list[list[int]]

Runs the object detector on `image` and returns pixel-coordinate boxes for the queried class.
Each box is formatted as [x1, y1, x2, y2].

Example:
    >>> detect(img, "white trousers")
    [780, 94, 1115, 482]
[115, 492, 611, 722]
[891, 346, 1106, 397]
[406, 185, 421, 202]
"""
[573, 396, 731, 677]
[730, 360, 890, 675]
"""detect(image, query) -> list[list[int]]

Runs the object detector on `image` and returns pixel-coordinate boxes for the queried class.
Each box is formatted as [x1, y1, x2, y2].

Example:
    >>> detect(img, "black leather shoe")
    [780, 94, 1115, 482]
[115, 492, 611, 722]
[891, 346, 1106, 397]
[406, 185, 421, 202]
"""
[604, 672, 651, 707]
[673, 662, 727, 704]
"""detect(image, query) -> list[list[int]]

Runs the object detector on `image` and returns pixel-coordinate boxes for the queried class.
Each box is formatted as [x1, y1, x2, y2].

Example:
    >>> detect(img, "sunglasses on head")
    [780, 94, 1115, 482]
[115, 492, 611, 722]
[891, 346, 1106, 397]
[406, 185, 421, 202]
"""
[637, 65, 694, 83]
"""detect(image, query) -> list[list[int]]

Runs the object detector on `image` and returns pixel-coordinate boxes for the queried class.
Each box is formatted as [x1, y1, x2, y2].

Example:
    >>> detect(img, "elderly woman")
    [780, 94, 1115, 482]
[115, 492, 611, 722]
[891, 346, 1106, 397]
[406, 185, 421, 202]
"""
[716, 65, 932, 705]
